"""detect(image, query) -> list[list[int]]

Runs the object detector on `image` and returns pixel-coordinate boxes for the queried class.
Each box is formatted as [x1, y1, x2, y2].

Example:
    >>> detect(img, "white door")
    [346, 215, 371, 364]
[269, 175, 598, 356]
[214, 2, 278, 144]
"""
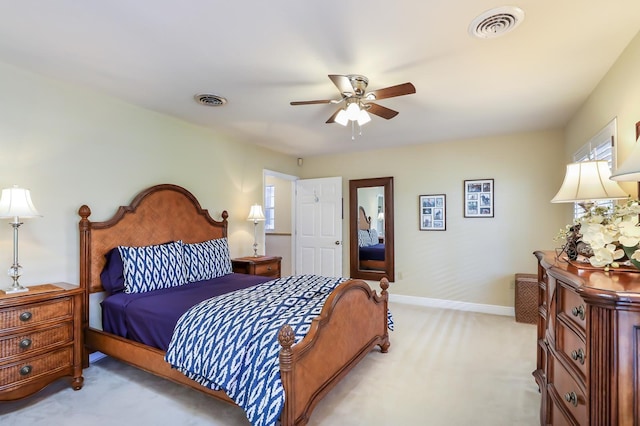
[295, 177, 343, 277]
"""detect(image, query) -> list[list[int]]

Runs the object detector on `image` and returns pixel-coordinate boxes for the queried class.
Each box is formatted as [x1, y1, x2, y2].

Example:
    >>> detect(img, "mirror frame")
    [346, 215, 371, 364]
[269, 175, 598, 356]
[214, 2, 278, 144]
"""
[349, 176, 395, 282]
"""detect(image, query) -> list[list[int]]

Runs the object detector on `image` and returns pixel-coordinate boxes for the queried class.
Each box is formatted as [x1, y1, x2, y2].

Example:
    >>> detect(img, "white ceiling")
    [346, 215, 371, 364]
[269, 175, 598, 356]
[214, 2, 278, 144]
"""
[1, 1, 639, 157]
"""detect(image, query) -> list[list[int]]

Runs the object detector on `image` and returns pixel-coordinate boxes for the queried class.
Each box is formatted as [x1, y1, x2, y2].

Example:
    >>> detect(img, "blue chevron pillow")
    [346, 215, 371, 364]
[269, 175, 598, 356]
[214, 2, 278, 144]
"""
[118, 241, 187, 294]
[183, 238, 232, 282]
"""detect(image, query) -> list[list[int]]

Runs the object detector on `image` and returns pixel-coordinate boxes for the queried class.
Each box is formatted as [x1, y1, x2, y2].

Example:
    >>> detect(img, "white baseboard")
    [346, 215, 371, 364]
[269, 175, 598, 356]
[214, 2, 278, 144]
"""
[389, 294, 515, 317]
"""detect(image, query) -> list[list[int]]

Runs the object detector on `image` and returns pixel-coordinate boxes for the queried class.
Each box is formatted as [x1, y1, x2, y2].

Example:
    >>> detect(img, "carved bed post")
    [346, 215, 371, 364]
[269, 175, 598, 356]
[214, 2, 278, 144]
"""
[278, 324, 295, 426]
[379, 277, 391, 353]
[78, 205, 91, 368]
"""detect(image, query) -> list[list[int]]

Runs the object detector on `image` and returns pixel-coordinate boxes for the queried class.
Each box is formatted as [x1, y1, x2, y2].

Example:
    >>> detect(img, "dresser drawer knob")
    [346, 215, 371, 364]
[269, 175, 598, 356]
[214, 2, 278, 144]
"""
[19, 311, 33, 322]
[571, 304, 585, 320]
[19, 365, 32, 376]
[564, 391, 579, 407]
[19, 338, 32, 349]
[571, 348, 585, 365]
[267, 266, 272, 271]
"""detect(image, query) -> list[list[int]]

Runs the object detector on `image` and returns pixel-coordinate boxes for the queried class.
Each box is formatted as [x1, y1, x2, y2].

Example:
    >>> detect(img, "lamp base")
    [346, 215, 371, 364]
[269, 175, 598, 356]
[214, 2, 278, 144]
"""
[4, 285, 28, 294]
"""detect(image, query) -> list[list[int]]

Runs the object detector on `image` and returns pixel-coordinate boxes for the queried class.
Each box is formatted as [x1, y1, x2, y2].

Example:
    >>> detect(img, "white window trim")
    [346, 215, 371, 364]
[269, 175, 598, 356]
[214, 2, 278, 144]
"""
[571, 118, 617, 219]
[264, 184, 275, 231]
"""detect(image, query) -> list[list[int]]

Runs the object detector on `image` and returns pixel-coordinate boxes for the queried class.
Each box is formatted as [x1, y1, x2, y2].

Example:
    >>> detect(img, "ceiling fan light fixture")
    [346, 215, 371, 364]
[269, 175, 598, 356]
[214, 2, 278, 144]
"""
[345, 102, 361, 121]
[335, 109, 349, 126]
[357, 109, 371, 126]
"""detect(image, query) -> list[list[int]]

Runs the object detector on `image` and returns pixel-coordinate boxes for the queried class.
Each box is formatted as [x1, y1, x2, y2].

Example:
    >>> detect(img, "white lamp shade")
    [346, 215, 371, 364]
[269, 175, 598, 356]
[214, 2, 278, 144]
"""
[335, 109, 349, 126]
[247, 204, 265, 221]
[357, 109, 371, 126]
[610, 136, 640, 181]
[551, 161, 628, 203]
[345, 102, 360, 121]
[0, 186, 41, 219]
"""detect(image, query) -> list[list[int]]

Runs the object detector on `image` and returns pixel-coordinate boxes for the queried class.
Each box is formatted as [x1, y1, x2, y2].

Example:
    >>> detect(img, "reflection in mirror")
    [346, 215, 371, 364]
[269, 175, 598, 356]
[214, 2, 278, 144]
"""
[349, 177, 394, 282]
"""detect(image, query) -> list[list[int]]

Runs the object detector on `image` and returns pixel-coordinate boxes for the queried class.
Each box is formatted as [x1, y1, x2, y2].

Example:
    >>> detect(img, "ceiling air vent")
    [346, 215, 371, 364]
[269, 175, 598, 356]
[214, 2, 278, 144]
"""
[469, 6, 525, 39]
[194, 93, 227, 106]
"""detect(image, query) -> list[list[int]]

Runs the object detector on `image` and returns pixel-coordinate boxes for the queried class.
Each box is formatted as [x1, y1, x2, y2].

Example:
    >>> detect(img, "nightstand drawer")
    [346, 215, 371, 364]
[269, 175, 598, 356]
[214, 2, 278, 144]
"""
[0, 322, 73, 359]
[0, 346, 73, 388]
[232, 256, 282, 278]
[254, 262, 279, 277]
[0, 298, 73, 330]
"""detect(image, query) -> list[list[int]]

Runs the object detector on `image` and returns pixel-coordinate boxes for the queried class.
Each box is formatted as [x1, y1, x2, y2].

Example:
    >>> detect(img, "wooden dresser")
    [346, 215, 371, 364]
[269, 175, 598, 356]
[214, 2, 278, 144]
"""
[232, 256, 282, 279]
[0, 283, 83, 401]
[534, 251, 640, 425]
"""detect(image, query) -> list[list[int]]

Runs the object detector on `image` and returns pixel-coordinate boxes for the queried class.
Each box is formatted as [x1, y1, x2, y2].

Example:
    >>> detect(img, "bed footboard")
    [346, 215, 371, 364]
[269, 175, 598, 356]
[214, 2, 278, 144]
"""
[278, 278, 390, 425]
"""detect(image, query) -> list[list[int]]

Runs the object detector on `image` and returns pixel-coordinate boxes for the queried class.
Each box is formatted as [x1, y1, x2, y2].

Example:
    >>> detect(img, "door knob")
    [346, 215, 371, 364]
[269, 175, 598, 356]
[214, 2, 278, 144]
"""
[335, 241, 341, 245]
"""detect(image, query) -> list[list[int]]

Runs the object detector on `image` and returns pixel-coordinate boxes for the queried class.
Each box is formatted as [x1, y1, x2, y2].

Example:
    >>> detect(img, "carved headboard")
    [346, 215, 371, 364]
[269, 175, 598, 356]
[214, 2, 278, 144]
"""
[358, 206, 371, 230]
[78, 184, 228, 296]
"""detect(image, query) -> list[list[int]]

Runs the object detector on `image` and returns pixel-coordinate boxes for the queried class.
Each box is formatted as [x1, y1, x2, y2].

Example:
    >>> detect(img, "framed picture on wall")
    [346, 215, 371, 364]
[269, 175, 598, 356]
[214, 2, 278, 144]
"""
[464, 179, 494, 218]
[419, 194, 446, 230]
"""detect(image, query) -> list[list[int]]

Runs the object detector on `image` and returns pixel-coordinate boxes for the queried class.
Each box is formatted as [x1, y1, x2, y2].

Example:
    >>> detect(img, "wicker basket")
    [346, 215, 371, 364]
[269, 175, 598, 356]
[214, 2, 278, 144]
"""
[514, 273, 537, 324]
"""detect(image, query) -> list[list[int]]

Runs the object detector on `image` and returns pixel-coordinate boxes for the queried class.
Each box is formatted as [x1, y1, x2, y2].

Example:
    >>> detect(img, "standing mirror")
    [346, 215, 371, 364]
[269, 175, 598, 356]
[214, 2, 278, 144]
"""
[349, 177, 394, 282]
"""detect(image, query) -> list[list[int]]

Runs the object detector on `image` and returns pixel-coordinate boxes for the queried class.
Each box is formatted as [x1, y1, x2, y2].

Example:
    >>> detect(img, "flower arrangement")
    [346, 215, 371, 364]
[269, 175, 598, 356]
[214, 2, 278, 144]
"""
[556, 199, 640, 269]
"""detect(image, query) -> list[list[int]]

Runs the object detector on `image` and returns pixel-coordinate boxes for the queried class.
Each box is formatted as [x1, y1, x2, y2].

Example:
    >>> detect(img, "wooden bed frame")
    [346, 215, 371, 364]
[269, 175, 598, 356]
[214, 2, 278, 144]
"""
[79, 184, 390, 425]
[358, 206, 385, 271]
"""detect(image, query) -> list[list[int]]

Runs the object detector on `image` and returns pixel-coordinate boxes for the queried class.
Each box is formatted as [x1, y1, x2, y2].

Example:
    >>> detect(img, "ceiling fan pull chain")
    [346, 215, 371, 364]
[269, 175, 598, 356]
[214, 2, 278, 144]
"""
[351, 121, 355, 140]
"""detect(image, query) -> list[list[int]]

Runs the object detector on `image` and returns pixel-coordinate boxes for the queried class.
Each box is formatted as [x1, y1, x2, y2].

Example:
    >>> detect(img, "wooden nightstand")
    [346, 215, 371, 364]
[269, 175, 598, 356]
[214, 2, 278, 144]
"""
[0, 283, 83, 401]
[232, 256, 282, 279]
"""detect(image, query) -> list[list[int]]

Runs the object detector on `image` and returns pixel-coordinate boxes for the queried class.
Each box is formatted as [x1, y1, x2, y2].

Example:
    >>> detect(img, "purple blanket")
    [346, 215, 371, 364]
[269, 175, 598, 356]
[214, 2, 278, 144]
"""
[359, 243, 385, 261]
[101, 273, 272, 350]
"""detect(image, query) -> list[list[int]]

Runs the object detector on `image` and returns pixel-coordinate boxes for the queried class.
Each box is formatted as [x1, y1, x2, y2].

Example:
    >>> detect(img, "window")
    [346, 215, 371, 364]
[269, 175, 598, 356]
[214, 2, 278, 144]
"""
[264, 185, 275, 230]
[572, 118, 617, 219]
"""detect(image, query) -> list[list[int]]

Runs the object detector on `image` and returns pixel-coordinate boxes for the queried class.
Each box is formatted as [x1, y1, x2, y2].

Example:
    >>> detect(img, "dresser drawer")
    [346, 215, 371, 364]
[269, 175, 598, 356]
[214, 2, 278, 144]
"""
[548, 398, 574, 426]
[0, 322, 72, 359]
[557, 321, 586, 379]
[0, 298, 73, 330]
[0, 346, 73, 388]
[550, 355, 587, 425]
[558, 282, 586, 331]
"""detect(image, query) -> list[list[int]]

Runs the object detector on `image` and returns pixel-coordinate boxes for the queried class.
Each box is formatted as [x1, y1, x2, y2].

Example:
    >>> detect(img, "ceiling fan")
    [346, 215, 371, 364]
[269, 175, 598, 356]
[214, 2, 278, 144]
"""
[290, 74, 416, 128]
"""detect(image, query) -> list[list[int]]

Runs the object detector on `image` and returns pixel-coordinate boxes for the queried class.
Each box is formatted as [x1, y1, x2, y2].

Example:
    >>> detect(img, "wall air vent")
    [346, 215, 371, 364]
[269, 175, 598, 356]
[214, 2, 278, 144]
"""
[194, 93, 227, 106]
[469, 6, 525, 39]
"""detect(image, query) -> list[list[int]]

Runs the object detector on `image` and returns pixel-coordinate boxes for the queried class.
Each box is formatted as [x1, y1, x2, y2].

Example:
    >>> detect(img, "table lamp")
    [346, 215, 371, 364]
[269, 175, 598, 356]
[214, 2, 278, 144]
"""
[247, 204, 265, 257]
[0, 185, 41, 293]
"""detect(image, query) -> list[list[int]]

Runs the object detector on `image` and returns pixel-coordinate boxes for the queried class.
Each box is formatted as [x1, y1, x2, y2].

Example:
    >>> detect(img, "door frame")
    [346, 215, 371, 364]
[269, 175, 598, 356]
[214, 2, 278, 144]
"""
[263, 169, 299, 274]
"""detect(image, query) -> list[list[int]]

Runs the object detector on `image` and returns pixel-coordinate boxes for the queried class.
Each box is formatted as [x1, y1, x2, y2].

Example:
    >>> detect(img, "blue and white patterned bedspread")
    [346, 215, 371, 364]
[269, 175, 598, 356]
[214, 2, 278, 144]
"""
[165, 275, 391, 426]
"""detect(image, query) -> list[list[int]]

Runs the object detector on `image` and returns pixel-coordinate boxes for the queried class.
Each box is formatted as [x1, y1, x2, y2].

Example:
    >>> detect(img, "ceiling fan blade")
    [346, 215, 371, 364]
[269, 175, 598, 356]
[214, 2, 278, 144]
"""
[365, 103, 399, 120]
[366, 82, 416, 101]
[328, 74, 354, 96]
[325, 108, 341, 124]
[290, 99, 333, 106]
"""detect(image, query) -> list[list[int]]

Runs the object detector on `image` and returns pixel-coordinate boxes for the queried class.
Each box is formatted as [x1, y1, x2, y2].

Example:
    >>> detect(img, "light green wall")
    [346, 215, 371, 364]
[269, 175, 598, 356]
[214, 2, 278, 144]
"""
[0, 61, 298, 286]
[4, 28, 639, 308]
[566, 30, 640, 200]
[300, 131, 567, 306]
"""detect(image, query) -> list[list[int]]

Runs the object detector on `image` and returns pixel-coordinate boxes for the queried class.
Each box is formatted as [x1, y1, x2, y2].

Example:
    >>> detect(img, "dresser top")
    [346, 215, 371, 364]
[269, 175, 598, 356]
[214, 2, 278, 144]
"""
[536, 250, 640, 303]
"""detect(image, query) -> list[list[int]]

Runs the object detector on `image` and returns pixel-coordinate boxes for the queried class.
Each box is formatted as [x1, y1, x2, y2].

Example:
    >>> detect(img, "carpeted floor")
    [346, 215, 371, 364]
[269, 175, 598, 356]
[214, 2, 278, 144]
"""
[0, 302, 540, 425]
